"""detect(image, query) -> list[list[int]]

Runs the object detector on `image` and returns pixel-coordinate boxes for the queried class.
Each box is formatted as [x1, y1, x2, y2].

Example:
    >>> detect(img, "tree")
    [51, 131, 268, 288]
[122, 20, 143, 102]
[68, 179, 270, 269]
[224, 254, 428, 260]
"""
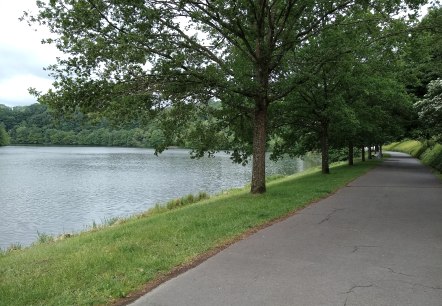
[269, 8, 417, 172]
[0, 104, 16, 131]
[28, 0, 429, 193]
[404, 7, 442, 99]
[415, 79, 442, 141]
[0, 124, 10, 146]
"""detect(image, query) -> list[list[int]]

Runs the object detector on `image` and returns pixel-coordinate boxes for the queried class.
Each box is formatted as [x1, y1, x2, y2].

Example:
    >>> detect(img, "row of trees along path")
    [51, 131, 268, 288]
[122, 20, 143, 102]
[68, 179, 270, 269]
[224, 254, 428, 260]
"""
[26, 0, 440, 193]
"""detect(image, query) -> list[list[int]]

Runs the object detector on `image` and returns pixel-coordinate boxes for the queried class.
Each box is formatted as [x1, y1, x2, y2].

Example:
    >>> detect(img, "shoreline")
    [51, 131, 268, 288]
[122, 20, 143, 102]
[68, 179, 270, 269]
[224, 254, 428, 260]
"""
[0, 159, 379, 305]
[0, 146, 321, 250]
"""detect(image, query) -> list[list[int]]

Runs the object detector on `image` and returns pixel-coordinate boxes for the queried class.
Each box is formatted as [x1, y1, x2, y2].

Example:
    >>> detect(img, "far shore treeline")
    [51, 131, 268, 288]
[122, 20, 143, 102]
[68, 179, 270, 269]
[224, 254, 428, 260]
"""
[0, 103, 355, 164]
[0, 103, 171, 148]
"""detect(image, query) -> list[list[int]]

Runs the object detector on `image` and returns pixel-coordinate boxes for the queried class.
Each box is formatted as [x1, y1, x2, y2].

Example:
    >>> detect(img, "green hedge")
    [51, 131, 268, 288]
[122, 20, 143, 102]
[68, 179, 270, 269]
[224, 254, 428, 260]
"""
[421, 144, 442, 173]
[384, 140, 442, 173]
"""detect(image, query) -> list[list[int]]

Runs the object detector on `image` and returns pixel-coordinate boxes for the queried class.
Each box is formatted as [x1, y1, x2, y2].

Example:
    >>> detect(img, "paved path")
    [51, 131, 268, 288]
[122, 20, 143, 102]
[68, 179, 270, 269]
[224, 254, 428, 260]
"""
[130, 152, 442, 306]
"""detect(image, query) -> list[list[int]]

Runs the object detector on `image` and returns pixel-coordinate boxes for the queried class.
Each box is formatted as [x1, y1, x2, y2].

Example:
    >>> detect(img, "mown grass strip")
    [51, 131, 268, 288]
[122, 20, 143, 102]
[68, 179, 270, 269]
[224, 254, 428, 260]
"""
[383, 140, 426, 157]
[0, 160, 379, 306]
[384, 140, 442, 175]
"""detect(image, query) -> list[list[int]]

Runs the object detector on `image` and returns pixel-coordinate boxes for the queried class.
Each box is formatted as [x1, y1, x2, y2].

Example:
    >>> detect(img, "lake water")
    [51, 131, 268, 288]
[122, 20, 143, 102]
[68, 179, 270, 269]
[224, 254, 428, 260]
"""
[0, 146, 320, 249]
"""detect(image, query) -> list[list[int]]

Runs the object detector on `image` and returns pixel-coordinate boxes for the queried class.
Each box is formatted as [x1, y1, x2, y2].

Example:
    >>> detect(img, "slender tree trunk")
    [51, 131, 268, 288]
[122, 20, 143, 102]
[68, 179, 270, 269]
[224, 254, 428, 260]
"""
[348, 142, 354, 166]
[251, 103, 267, 194]
[379, 144, 383, 158]
[361, 145, 365, 162]
[368, 145, 372, 160]
[321, 125, 330, 174]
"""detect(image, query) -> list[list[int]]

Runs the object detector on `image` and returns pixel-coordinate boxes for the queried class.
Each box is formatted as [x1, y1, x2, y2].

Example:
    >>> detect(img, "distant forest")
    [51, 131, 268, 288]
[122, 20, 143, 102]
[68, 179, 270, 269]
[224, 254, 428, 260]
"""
[0, 103, 354, 163]
[0, 103, 167, 148]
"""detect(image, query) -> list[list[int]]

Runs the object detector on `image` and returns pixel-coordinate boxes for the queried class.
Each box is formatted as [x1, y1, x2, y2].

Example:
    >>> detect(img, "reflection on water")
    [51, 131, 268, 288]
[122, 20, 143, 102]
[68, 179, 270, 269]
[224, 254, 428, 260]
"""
[0, 146, 320, 248]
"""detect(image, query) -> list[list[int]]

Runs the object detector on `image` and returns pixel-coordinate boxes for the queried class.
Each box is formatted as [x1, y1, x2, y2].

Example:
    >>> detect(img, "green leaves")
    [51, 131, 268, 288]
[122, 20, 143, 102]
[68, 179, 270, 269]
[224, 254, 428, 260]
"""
[0, 124, 10, 146]
[24, 0, 433, 191]
[415, 79, 442, 140]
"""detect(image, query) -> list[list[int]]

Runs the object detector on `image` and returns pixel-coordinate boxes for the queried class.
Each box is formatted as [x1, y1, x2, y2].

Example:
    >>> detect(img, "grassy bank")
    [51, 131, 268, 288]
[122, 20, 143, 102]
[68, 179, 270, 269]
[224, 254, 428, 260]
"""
[384, 140, 442, 173]
[0, 160, 379, 306]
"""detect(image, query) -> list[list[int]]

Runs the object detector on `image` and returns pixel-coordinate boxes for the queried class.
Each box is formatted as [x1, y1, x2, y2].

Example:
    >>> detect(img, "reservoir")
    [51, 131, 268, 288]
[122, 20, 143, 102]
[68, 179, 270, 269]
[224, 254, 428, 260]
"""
[0, 146, 320, 249]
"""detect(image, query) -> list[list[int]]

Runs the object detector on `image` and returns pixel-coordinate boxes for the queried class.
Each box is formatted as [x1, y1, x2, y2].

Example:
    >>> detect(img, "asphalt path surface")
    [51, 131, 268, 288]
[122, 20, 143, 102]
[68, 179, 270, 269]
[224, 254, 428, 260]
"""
[130, 152, 442, 306]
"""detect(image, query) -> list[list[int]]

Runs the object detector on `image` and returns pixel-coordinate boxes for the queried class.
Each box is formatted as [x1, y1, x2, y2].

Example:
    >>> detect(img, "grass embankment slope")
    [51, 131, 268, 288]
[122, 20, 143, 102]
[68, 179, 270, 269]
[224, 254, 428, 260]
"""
[384, 140, 442, 174]
[0, 160, 379, 306]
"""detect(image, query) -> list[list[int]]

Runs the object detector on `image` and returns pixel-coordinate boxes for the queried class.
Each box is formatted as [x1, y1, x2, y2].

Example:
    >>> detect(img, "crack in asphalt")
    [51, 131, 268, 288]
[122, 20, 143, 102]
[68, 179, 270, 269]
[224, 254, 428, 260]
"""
[342, 284, 374, 295]
[341, 284, 374, 306]
[351, 245, 378, 253]
[318, 208, 345, 225]
[341, 280, 442, 306]
[383, 267, 415, 278]
[386, 279, 441, 291]
[413, 283, 442, 291]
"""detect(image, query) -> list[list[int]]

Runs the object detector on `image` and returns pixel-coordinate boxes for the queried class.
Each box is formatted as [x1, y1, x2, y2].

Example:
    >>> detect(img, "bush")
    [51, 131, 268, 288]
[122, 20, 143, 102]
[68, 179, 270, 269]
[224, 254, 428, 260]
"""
[421, 144, 442, 173]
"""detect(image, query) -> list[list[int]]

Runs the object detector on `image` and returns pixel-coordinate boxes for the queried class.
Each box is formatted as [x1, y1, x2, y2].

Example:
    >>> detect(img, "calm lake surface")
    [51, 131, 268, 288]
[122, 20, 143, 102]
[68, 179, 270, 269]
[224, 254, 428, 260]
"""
[0, 146, 320, 249]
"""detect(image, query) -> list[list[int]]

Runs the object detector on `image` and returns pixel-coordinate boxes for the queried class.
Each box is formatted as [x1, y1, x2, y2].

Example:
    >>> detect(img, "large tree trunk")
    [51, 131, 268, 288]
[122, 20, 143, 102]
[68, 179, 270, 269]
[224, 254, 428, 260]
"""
[321, 125, 330, 174]
[348, 142, 354, 166]
[251, 28, 269, 194]
[251, 103, 267, 194]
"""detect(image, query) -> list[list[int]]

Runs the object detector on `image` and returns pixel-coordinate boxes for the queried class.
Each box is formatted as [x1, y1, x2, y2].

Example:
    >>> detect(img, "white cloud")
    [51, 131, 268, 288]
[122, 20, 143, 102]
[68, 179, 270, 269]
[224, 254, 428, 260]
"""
[0, 74, 52, 104]
[0, 0, 60, 107]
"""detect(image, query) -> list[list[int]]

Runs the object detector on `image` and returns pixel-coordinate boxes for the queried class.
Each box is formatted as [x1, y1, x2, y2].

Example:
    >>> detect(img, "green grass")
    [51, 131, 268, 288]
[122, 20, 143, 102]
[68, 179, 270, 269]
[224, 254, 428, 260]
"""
[0, 160, 379, 306]
[383, 140, 425, 157]
[384, 140, 442, 173]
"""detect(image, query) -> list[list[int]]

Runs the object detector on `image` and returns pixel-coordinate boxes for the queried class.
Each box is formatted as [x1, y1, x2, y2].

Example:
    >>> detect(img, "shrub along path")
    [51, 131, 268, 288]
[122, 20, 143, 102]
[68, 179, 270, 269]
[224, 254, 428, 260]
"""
[130, 152, 442, 306]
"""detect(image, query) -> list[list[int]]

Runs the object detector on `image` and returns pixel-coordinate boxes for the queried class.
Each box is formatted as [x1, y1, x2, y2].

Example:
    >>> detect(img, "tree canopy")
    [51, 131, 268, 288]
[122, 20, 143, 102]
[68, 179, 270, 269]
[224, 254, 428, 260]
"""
[415, 79, 442, 141]
[0, 124, 9, 146]
[27, 0, 433, 193]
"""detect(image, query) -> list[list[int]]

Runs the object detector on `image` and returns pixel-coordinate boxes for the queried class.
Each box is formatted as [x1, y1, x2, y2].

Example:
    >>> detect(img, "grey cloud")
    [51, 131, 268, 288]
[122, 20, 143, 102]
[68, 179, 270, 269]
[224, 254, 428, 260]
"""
[0, 46, 53, 81]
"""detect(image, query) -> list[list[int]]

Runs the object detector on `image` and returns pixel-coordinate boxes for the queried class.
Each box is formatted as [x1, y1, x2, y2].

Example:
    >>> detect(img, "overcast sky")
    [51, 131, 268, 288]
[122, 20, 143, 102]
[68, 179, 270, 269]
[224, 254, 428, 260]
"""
[0, 1, 60, 107]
